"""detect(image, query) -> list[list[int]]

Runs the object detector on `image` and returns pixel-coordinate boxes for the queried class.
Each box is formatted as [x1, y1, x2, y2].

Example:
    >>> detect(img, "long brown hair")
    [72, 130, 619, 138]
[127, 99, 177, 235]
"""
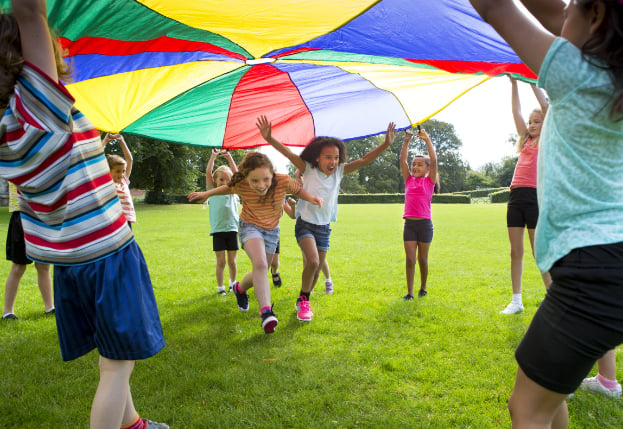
[230, 151, 277, 204]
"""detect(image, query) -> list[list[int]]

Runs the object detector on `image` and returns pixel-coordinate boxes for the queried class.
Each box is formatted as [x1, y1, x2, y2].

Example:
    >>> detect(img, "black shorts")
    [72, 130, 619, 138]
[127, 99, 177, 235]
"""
[6, 211, 32, 265]
[515, 241, 623, 394]
[507, 187, 539, 229]
[274, 241, 280, 255]
[212, 231, 239, 252]
[403, 218, 433, 243]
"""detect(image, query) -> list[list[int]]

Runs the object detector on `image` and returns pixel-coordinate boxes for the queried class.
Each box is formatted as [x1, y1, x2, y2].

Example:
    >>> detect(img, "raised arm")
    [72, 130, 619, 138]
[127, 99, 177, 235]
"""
[256, 115, 306, 173]
[519, 0, 565, 36]
[13, 0, 57, 81]
[222, 150, 238, 173]
[188, 184, 230, 204]
[400, 130, 412, 182]
[418, 129, 437, 183]
[205, 149, 219, 188]
[531, 83, 549, 116]
[344, 122, 396, 174]
[469, 0, 555, 75]
[115, 134, 132, 178]
[510, 78, 528, 137]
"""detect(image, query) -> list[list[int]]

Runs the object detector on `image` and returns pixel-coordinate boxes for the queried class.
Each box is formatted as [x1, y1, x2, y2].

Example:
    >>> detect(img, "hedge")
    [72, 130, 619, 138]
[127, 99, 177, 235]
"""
[489, 188, 510, 203]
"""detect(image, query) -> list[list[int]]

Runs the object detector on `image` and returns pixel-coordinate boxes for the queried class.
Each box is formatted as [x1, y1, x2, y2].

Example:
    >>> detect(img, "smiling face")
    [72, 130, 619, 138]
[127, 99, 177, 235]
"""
[411, 156, 430, 178]
[215, 171, 231, 187]
[316, 145, 340, 176]
[527, 111, 544, 138]
[110, 164, 126, 183]
[246, 166, 273, 195]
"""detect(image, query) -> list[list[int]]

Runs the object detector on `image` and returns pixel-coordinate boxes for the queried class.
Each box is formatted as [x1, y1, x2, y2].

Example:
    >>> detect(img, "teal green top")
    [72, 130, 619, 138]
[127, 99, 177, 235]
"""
[536, 38, 623, 272]
[208, 189, 239, 234]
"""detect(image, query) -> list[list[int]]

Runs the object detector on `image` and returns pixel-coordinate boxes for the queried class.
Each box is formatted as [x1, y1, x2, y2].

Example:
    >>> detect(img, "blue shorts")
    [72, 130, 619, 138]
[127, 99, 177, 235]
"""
[53, 240, 165, 362]
[294, 217, 331, 252]
[403, 218, 434, 243]
[238, 220, 280, 254]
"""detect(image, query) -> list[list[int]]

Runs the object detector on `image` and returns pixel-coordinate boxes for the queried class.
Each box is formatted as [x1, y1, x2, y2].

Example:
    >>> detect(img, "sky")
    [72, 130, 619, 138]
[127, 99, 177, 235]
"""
[263, 76, 540, 173]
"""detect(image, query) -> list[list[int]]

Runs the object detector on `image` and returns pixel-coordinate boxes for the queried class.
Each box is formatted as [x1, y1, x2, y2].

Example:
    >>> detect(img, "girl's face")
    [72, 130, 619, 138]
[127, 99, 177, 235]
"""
[215, 171, 231, 187]
[110, 164, 126, 183]
[316, 145, 340, 176]
[246, 166, 273, 195]
[527, 112, 544, 137]
[411, 157, 429, 178]
[561, 1, 592, 48]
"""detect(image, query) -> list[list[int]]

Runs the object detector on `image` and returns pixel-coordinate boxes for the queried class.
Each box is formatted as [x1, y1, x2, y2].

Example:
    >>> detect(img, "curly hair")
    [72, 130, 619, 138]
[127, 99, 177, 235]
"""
[577, 0, 623, 119]
[0, 13, 72, 111]
[230, 151, 277, 204]
[299, 136, 347, 168]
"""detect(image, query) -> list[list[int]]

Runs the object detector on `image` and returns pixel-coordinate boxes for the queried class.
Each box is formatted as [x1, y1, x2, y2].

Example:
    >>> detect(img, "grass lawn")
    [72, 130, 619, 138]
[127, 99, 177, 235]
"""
[0, 203, 621, 428]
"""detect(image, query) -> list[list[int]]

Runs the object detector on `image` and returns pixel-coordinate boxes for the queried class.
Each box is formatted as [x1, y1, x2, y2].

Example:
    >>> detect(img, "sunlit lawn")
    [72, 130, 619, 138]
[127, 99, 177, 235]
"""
[0, 203, 621, 428]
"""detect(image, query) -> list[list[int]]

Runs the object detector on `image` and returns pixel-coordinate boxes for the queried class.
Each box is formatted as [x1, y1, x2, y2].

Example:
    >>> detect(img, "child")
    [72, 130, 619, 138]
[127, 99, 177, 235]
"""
[188, 151, 323, 333]
[500, 77, 552, 315]
[468, 0, 623, 427]
[2, 182, 54, 320]
[205, 149, 239, 296]
[102, 133, 136, 227]
[257, 115, 396, 321]
[0, 2, 167, 428]
[400, 127, 438, 300]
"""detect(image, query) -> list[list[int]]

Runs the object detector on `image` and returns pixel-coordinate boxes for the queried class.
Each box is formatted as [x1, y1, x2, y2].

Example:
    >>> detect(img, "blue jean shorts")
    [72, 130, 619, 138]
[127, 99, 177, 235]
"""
[294, 217, 331, 252]
[238, 220, 280, 254]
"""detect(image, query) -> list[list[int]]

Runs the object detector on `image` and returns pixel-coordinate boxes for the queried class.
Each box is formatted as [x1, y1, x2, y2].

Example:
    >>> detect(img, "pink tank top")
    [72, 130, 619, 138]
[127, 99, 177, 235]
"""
[510, 138, 538, 189]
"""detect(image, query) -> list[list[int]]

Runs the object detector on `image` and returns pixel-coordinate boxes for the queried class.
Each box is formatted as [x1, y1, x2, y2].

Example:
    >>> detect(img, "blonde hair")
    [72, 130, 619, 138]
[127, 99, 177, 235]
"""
[106, 154, 126, 170]
[212, 165, 233, 183]
[516, 108, 543, 152]
[0, 13, 72, 110]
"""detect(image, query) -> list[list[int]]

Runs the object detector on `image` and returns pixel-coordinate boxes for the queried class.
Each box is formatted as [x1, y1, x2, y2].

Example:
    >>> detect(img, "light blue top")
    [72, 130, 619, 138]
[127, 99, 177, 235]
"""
[535, 38, 623, 272]
[208, 189, 239, 234]
[295, 161, 344, 225]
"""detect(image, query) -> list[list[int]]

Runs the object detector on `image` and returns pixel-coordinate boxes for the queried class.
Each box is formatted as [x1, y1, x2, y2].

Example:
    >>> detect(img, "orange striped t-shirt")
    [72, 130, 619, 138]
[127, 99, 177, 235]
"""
[232, 173, 301, 230]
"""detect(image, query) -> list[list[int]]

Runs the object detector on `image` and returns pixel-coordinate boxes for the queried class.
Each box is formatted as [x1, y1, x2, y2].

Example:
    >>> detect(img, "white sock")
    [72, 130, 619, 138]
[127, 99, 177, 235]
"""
[229, 279, 237, 287]
[217, 286, 226, 293]
[511, 294, 522, 305]
[325, 277, 332, 284]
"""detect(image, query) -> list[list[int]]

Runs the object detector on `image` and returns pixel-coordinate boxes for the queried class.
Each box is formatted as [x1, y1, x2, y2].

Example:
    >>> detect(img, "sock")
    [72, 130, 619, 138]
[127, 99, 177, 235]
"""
[511, 294, 522, 305]
[121, 414, 145, 429]
[260, 306, 272, 314]
[229, 279, 236, 288]
[325, 277, 332, 284]
[299, 291, 310, 300]
[235, 283, 244, 294]
[596, 373, 619, 390]
[217, 286, 226, 293]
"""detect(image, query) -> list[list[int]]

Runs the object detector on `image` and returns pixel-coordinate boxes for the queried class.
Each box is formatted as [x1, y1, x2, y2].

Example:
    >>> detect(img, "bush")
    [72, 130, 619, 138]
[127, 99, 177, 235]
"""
[145, 190, 174, 204]
[489, 188, 510, 203]
[337, 193, 470, 204]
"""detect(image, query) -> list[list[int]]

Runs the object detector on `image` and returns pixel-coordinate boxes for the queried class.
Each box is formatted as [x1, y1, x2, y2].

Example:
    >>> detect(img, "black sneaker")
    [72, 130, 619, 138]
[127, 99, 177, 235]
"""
[232, 282, 249, 312]
[418, 289, 427, 298]
[261, 309, 278, 334]
[402, 294, 414, 301]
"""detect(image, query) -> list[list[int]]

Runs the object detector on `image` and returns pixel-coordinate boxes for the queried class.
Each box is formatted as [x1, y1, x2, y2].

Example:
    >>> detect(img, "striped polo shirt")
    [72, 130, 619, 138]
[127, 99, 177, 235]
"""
[232, 173, 302, 230]
[0, 63, 133, 265]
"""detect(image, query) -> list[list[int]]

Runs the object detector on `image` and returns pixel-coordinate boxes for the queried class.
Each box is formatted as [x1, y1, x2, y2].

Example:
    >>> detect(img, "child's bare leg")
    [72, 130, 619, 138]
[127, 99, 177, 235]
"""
[3, 263, 26, 316]
[90, 357, 135, 429]
[299, 237, 319, 294]
[417, 242, 431, 292]
[270, 253, 279, 275]
[241, 238, 271, 308]
[403, 241, 417, 296]
[214, 250, 226, 287]
[508, 227, 525, 295]
[597, 349, 617, 380]
[527, 228, 552, 289]
[34, 262, 54, 311]
[226, 250, 237, 284]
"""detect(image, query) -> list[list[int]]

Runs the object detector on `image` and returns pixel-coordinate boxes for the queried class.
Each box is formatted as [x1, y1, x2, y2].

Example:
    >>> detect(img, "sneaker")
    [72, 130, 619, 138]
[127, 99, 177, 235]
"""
[500, 302, 524, 314]
[229, 283, 234, 292]
[418, 289, 427, 298]
[261, 309, 278, 334]
[1, 313, 18, 320]
[217, 287, 227, 296]
[296, 296, 313, 321]
[402, 294, 414, 301]
[580, 376, 622, 398]
[44, 307, 55, 315]
[325, 280, 334, 295]
[232, 282, 249, 312]
[143, 419, 170, 429]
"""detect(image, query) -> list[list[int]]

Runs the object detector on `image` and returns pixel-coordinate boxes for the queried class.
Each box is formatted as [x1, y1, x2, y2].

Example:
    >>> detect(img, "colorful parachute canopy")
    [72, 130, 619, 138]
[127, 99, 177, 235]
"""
[4, 0, 535, 148]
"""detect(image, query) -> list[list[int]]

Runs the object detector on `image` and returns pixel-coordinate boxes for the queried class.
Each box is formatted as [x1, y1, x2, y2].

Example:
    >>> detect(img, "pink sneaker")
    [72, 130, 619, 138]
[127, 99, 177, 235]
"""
[296, 296, 313, 321]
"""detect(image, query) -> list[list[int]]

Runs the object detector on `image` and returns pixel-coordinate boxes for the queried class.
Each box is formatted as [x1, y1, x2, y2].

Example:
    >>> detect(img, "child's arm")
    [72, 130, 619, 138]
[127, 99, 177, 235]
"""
[256, 115, 306, 173]
[296, 188, 323, 208]
[468, 0, 556, 74]
[115, 134, 133, 178]
[101, 133, 115, 148]
[188, 185, 230, 204]
[531, 83, 549, 117]
[205, 149, 219, 188]
[519, 0, 565, 36]
[13, 0, 57, 81]
[283, 197, 297, 219]
[418, 128, 437, 183]
[510, 78, 528, 137]
[344, 122, 396, 174]
[400, 131, 412, 182]
[222, 150, 238, 173]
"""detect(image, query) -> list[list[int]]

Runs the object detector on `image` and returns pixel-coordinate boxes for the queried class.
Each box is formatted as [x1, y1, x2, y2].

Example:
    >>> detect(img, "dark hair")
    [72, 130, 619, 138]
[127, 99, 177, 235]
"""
[230, 151, 277, 204]
[577, 0, 623, 119]
[299, 136, 347, 168]
[413, 155, 441, 194]
[0, 13, 72, 110]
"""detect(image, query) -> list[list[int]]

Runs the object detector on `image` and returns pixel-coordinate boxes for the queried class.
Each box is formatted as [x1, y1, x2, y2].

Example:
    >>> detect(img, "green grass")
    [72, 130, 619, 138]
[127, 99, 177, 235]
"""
[1, 203, 622, 428]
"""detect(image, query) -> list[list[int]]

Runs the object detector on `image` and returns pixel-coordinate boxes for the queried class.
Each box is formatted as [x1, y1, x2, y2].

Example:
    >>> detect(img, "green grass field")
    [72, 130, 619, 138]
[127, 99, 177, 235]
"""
[0, 203, 621, 428]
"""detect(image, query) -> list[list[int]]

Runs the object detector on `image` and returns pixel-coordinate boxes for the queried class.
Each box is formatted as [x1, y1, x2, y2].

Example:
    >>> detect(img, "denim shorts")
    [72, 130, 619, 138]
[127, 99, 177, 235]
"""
[294, 217, 331, 252]
[238, 220, 280, 254]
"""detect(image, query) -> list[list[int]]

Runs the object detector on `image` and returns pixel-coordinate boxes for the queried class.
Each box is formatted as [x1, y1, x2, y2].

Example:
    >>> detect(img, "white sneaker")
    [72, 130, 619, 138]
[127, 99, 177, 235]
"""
[580, 377, 622, 398]
[500, 302, 524, 314]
